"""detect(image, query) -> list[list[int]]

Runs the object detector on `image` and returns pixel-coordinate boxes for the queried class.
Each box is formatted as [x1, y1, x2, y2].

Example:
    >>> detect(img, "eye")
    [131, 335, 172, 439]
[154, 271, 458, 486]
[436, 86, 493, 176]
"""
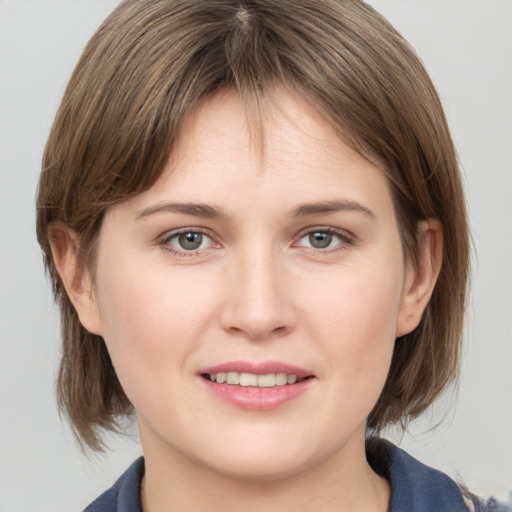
[305, 231, 335, 249]
[296, 228, 353, 250]
[161, 229, 215, 254]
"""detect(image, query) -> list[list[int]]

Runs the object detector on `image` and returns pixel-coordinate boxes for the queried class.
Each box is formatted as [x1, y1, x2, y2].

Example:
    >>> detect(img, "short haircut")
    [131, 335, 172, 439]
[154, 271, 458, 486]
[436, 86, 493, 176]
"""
[36, 0, 470, 451]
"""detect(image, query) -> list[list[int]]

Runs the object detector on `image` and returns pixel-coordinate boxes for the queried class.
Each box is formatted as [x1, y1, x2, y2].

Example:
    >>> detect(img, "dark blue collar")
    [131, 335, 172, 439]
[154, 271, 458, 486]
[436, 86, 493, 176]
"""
[367, 438, 469, 511]
[84, 439, 472, 511]
[83, 456, 144, 512]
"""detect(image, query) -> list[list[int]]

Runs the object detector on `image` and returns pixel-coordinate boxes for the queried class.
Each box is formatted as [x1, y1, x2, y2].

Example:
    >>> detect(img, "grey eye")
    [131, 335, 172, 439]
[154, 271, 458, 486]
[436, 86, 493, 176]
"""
[161, 229, 216, 255]
[308, 231, 333, 249]
[177, 232, 203, 250]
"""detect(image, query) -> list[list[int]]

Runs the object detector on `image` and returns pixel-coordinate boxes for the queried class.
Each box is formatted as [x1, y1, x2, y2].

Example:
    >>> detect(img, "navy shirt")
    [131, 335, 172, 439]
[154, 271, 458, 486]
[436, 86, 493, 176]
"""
[84, 439, 508, 511]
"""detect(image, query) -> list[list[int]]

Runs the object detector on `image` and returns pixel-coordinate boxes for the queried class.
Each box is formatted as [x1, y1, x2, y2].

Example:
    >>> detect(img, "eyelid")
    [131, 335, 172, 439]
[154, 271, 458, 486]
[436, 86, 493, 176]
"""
[160, 227, 211, 241]
[158, 227, 220, 255]
[156, 225, 355, 256]
[293, 226, 356, 248]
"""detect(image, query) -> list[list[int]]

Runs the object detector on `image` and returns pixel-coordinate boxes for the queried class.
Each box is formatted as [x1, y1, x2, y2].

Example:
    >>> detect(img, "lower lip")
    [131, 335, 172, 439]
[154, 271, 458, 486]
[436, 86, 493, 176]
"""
[201, 378, 314, 410]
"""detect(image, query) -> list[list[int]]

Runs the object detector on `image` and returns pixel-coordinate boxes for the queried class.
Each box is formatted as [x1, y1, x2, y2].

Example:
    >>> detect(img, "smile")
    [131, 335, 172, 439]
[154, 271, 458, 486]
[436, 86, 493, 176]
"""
[203, 372, 306, 387]
[199, 362, 315, 410]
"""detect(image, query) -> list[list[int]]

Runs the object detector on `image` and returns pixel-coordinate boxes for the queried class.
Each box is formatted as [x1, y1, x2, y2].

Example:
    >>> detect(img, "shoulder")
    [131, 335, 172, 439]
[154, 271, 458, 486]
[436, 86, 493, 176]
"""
[83, 457, 145, 512]
[366, 438, 485, 512]
[469, 495, 512, 512]
[82, 447, 510, 512]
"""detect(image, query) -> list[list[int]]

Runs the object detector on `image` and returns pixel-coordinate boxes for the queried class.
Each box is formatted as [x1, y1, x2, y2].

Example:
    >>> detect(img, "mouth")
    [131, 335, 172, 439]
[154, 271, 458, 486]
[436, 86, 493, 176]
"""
[198, 362, 315, 410]
[201, 372, 312, 387]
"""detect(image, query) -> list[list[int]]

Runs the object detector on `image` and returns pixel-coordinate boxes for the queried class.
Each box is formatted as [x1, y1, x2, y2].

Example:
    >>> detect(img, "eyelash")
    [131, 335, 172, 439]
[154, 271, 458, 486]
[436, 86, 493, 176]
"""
[158, 226, 355, 257]
[159, 228, 217, 258]
[294, 227, 355, 252]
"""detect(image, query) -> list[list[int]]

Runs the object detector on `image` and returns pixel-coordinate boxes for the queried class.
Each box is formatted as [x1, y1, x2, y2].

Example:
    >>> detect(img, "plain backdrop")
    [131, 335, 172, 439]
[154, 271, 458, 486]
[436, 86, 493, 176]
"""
[0, 1, 511, 510]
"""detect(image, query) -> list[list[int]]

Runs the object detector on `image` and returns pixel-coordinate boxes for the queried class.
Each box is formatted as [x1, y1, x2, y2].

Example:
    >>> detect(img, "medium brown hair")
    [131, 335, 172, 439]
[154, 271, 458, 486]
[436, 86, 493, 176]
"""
[37, 0, 470, 451]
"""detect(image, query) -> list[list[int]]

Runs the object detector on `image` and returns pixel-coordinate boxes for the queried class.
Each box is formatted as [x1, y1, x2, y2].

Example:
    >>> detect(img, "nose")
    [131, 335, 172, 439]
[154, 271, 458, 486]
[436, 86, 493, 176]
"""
[219, 247, 297, 341]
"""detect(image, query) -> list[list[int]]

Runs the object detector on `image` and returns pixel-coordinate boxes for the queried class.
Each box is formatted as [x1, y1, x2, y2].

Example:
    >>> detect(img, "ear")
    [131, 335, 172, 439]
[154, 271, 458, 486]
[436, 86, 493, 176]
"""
[396, 219, 443, 337]
[48, 224, 103, 336]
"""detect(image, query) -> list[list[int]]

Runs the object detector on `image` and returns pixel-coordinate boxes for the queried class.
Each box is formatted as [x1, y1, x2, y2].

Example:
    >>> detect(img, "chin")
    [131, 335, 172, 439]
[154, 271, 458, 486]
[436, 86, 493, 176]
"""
[202, 451, 313, 482]
[184, 427, 335, 483]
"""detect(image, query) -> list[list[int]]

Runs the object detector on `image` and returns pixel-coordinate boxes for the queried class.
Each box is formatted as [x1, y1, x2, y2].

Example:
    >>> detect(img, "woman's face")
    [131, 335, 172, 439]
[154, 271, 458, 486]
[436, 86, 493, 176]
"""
[84, 89, 418, 479]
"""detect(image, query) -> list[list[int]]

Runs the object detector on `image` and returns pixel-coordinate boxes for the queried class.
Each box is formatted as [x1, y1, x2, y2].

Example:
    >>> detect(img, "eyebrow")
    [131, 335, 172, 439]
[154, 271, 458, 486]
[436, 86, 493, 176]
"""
[292, 200, 376, 219]
[135, 199, 375, 221]
[135, 203, 227, 220]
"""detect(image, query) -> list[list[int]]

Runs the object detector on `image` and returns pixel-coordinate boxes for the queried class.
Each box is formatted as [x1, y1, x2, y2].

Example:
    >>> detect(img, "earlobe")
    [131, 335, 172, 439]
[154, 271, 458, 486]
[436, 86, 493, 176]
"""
[396, 219, 443, 337]
[49, 224, 103, 336]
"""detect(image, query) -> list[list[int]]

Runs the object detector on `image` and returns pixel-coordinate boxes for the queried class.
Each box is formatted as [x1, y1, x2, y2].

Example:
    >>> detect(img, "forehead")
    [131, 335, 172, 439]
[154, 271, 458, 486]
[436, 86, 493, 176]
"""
[164, 90, 385, 189]
[115, 88, 396, 227]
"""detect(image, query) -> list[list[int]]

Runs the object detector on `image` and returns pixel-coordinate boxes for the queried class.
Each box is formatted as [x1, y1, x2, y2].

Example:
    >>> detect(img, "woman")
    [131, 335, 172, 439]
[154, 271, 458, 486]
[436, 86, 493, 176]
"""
[35, 0, 504, 510]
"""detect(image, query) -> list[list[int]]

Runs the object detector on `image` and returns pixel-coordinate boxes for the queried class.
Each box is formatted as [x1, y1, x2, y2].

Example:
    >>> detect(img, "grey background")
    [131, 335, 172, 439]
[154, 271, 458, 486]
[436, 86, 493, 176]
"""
[0, 1, 510, 510]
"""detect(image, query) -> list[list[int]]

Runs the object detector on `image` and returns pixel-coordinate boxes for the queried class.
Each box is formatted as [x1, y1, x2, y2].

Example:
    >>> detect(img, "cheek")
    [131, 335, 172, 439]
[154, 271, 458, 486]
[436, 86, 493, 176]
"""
[97, 247, 211, 332]
[299, 258, 403, 399]
[303, 254, 403, 338]
[93, 258, 217, 395]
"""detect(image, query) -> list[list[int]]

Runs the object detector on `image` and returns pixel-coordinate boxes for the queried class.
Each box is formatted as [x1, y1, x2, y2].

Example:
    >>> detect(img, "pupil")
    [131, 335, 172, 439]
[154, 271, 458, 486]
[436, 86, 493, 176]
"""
[179, 232, 202, 250]
[309, 232, 332, 249]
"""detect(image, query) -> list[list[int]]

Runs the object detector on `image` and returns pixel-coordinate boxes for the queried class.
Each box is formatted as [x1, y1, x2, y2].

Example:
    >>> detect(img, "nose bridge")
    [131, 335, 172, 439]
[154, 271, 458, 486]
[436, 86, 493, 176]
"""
[221, 241, 295, 340]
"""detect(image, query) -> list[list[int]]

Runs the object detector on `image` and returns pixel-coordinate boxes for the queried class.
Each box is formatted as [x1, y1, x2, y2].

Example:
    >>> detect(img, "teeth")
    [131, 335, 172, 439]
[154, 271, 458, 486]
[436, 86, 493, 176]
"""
[257, 374, 276, 387]
[239, 372, 258, 386]
[287, 374, 297, 384]
[226, 372, 240, 385]
[206, 372, 304, 387]
[276, 373, 287, 385]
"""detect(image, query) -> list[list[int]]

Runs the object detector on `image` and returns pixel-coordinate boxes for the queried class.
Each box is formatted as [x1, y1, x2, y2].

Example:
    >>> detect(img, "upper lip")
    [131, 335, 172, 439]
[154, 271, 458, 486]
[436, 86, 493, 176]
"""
[199, 360, 314, 379]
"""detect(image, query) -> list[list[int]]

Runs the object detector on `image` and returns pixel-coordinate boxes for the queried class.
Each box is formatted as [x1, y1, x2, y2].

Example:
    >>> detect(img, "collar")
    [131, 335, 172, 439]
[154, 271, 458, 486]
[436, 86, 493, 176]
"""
[85, 438, 470, 511]
[367, 437, 469, 511]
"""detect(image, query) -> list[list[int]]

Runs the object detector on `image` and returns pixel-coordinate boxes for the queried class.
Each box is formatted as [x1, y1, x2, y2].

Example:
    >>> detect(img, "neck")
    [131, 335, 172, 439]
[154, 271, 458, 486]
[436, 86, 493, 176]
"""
[139, 429, 390, 512]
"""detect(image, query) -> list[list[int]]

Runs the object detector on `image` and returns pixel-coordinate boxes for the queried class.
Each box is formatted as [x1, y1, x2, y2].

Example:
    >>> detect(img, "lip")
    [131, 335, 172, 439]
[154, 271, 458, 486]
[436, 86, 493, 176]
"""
[198, 360, 315, 411]
[200, 360, 313, 379]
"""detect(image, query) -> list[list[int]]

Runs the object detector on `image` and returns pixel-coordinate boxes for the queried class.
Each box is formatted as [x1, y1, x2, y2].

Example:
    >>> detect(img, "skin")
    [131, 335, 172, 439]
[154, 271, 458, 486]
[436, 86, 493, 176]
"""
[52, 88, 442, 512]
